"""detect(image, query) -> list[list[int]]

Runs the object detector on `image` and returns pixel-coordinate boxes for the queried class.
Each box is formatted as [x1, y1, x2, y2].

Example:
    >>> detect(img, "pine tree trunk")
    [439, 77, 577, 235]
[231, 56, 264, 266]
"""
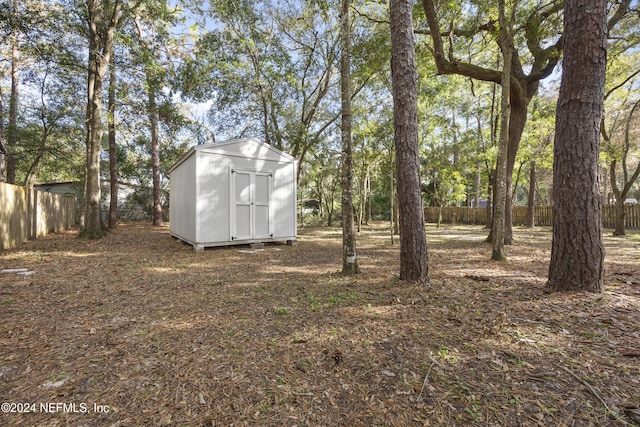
[389, 153, 395, 245]
[0, 91, 7, 182]
[390, 0, 428, 285]
[340, 0, 359, 275]
[148, 84, 163, 226]
[6, 32, 19, 184]
[547, 0, 606, 293]
[108, 51, 118, 230]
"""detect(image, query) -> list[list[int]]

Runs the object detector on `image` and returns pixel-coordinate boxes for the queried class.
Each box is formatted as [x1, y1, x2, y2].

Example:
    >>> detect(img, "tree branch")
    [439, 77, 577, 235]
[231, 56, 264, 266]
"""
[608, 0, 633, 32]
[605, 68, 640, 101]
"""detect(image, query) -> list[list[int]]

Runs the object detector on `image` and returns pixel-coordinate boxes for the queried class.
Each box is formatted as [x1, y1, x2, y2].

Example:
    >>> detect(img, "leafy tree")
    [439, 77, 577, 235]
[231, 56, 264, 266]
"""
[1, 0, 85, 186]
[605, 97, 640, 236]
[547, 0, 607, 293]
[419, 0, 634, 245]
[1, 0, 24, 184]
[131, 1, 181, 226]
[601, 51, 640, 236]
[518, 92, 555, 226]
[299, 145, 341, 226]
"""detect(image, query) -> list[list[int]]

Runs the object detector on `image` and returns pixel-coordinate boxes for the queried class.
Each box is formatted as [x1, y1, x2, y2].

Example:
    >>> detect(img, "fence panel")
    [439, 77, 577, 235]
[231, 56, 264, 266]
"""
[0, 183, 29, 250]
[0, 182, 75, 250]
[424, 205, 640, 229]
[423, 207, 488, 225]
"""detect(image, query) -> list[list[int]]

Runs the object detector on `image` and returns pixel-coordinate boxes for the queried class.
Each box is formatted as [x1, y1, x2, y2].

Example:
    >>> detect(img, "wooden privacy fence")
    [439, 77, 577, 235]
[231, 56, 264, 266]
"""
[0, 182, 75, 250]
[424, 205, 640, 229]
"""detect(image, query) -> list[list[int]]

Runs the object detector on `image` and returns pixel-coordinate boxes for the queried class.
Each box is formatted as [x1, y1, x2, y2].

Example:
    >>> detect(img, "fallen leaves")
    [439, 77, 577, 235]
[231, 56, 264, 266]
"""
[0, 223, 639, 426]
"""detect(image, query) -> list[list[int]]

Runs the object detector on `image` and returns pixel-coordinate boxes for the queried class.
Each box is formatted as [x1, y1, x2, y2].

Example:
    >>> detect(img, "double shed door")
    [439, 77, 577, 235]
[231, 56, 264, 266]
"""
[230, 169, 273, 241]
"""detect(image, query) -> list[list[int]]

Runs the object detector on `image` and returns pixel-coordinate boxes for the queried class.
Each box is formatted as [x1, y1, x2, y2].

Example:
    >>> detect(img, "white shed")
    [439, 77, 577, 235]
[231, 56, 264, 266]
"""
[169, 137, 297, 250]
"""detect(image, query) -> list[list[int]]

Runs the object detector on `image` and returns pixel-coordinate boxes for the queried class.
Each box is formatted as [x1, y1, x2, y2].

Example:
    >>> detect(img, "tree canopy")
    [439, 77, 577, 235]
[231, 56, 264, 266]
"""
[1, 0, 639, 282]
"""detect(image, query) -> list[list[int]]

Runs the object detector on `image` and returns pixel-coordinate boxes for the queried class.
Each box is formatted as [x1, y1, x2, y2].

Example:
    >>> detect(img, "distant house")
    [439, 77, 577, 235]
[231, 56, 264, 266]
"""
[33, 181, 79, 197]
[169, 137, 297, 251]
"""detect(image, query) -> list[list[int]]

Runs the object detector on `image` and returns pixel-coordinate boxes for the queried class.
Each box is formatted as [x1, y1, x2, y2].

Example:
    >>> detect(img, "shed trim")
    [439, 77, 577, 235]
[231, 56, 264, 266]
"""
[169, 137, 296, 173]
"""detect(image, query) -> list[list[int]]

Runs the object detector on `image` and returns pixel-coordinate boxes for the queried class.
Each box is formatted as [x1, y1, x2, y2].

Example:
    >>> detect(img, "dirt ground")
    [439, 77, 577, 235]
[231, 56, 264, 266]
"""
[1, 222, 639, 427]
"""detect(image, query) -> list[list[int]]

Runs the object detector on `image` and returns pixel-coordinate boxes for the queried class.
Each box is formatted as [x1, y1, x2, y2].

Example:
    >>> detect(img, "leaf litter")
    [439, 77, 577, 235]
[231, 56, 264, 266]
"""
[0, 222, 639, 426]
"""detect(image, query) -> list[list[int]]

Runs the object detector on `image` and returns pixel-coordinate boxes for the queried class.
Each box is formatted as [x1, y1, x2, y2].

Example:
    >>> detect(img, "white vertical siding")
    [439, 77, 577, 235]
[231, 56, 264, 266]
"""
[169, 153, 197, 243]
[170, 138, 297, 247]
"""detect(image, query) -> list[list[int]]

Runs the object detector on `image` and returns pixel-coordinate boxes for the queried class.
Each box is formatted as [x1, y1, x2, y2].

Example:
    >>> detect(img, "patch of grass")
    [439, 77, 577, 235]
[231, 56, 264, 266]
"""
[436, 345, 458, 364]
[259, 400, 272, 414]
[273, 307, 288, 315]
[327, 291, 357, 306]
[49, 372, 66, 382]
[307, 294, 320, 311]
[255, 286, 270, 295]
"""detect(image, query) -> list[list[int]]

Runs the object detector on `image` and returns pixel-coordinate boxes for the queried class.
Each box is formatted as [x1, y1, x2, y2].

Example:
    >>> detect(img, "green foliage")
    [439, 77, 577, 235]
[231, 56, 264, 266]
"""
[2, 0, 639, 229]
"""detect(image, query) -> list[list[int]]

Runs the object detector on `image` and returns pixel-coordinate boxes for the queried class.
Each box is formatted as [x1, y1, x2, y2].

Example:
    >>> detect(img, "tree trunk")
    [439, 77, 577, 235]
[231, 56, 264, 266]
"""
[81, 0, 123, 239]
[613, 197, 626, 236]
[393, 190, 399, 235]
[23, 122, 49, 186]
[0, 89, 7, 182]
[108, 51, 118, 230]
[485, 168, 494, 231]
[148, 83, 163, 226]
[6, 31, 19, 185]
[365, 170, 371, 225]
[527, 161, 536, 227]
[83, 33, 106, 238]
[474, 162, 481, 208]
[610, 99, 640, 236]
[491, 0, 514, 262]
[390, 0, 429, 285]
[340, 0, 359, 275]
[357, 159, 364, 232]
[504, 90, 532, 244]
[547, 0, 606, 293]
[389, 150, 395, 245]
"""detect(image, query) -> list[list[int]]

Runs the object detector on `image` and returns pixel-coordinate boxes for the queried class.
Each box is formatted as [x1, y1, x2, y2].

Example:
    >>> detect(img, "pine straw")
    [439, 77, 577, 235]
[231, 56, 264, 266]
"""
[1, 222, 639, 427]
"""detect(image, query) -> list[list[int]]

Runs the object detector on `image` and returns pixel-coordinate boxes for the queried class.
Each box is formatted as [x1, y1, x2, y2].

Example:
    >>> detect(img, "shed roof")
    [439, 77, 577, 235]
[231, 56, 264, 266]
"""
[169, 137, 296, 173]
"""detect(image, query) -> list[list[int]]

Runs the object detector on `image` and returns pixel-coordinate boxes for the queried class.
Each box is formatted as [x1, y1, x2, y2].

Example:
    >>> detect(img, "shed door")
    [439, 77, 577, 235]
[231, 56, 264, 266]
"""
[231, 169, 272, 241]
[253, 173, 271, 238]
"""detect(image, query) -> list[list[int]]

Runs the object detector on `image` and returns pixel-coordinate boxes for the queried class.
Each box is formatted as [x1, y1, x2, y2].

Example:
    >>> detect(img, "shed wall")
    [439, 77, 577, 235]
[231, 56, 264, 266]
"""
[196, 152, 231, 243]
[169, 153, 197, 243]
[170, 138, 297, 248]
[271, 162, 297, 238]
[195, 152, 296, 245]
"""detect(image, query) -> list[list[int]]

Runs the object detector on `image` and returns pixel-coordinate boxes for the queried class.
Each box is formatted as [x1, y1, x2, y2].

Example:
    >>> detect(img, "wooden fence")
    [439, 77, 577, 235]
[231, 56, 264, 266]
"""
[0, 182, 76, 250]
[424, 205, 640, 229]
